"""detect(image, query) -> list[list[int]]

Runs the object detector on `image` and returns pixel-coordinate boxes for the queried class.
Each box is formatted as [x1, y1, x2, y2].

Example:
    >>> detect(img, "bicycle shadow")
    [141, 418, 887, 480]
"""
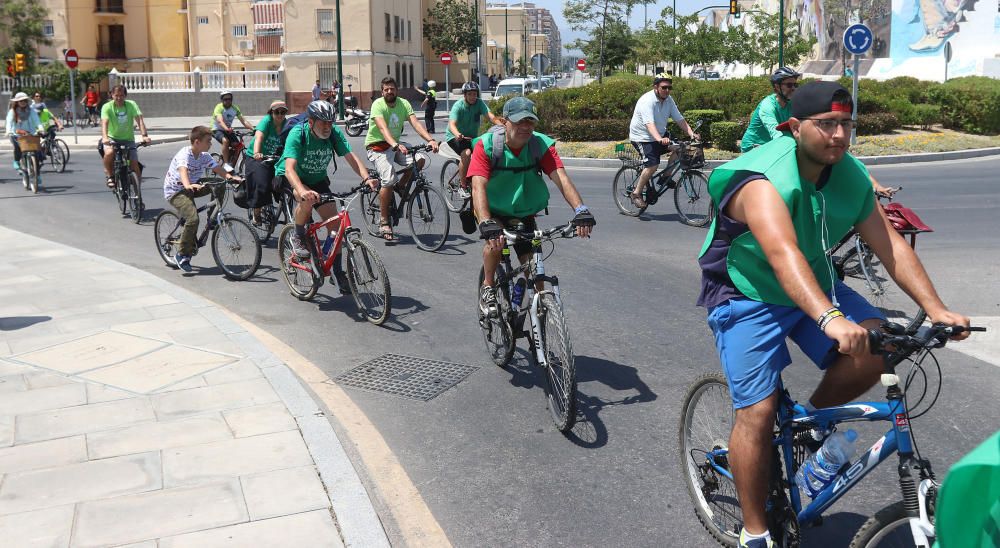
[38, 185, 74, 194]
[389, 294, 430, 322]
[189, 264, 279, 284]
[0, 315, 52, 331]
[564, 355, 659, 448]
[799, 512, 868, 546]
[636, 211, 684, 223]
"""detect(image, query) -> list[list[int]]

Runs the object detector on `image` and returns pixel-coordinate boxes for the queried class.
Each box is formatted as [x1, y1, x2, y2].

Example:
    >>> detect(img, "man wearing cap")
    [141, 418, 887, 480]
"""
[243, 100, 288, 224]
[627, 73, 700, 209]
[469, 96, 595, 316]
[695, 81, 970, 548]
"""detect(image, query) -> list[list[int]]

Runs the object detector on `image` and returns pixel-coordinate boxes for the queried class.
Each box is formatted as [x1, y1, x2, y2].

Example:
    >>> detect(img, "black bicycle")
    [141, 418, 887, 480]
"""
[242, 155, 293, 243]
[107, 141, 149, 224]
[477, 220, 581, 432]
[613, 130, 713, 226]
[153, 179, 262, 280]
[41, 129, 69, 173]
[359, 144, 450, 251]
[439, 136, 473, 213]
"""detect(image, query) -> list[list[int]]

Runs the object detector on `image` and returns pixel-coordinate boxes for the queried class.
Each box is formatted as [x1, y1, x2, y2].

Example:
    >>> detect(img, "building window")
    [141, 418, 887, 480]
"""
[385, 13, 391, 41]
[395, 61, 400, 82]
[43, 20, 55, 37]
[317, 9, 334, 34]
[198, 16, 209, 24]
[386, 64, 390, 76]
[232, 24, 248, 37]
[95, 0, 124, 14]
[409, 64, 414, 88]
[97, 24, 126, 59]
[318, 62, 338, 90]
[393, 16, 400, 42]
[408, 20, 412, 42]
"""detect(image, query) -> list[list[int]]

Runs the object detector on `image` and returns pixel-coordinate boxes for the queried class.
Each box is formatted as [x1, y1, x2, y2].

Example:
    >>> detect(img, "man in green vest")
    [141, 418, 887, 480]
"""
[739, 67, 799, 153]
[469, 97, 595, 314]
[696, 81, 971, 548]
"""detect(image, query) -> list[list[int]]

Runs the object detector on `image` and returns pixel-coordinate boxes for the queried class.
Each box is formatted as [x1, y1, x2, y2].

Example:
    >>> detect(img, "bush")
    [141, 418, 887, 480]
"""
[683, 109, 726, 141]
[911, 104, 941, 130]
[857, 112, 901, 135]
[548, 118, 630, 142]
[712, 121, 745, 152]
[888, 98, 916, 125]
[927, 76, 1000, 135]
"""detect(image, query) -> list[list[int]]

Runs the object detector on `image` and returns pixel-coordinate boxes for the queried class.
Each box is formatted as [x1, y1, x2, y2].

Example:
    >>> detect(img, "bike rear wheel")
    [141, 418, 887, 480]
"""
[477, 266, 515, 367]
[440, 158, 467, 212]
[47, 142, 67, 173]
[211, 216, 261, 280]
[536, 293, 577, 432]
[679, 373, 741, 547]
[27, 155, 40, 194]
[127, 172, 143, 223]
[247, 204, 277, 243]
[358, 190, 383, 238]
[674, 170, 714, 227]
[849, 501, 933, 548]
[406, 183, 450, 251]
[613, 165, 646, 216]
[56, 139, 70, 164]
[841, 238, 927, 333]
[278, 225, 321, 300]
[346, 233, 392, 325]
[153, 211, 182, 268]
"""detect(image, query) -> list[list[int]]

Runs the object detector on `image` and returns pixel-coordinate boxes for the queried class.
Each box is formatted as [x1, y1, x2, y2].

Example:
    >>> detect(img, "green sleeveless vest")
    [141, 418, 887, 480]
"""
[476, 130, 555, 218]
[698, 135, 875, 306]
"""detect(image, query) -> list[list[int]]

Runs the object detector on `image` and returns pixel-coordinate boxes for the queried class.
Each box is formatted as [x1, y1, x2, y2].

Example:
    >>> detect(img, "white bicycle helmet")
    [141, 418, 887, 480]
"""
[307, 100, 336, 122]
[427, 80, 437, 88]
[219, 90, 233, 99]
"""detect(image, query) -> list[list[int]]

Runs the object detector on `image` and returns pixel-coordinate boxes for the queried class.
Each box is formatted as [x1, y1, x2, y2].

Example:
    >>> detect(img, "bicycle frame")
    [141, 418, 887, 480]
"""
[285, 193, 359, 279]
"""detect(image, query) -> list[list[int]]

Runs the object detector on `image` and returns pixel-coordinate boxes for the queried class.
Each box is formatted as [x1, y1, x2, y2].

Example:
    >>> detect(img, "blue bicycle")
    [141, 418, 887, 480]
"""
[679, 322, 985, 547]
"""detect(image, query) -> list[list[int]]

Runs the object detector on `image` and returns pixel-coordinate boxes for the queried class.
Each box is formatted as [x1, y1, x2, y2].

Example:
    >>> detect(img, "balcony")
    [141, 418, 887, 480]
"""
[95, 0, 124, 14]
[97, 41, 127, 60]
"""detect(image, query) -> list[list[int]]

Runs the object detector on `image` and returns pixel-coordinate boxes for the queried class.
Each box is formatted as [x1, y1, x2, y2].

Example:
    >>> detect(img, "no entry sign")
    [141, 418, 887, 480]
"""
[576, 59, 586, 71]
[64, 49, 79, 69]
[440, 52, 453, 65]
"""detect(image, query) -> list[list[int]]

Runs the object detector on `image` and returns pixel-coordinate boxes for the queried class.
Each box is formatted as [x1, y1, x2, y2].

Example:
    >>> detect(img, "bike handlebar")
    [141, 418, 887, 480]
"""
[315, 183, 370, 206]
[500, 221, 578, 242]
[868, 323, 986, 359]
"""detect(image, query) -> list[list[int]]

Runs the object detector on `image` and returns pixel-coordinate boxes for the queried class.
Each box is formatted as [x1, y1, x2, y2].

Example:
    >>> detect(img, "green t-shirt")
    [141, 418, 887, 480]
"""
[445, 98, 490, 142]
[245, 115, 284, 158]
[275, 122, 351, 187]
[101, 100, 142, 141]
[37, 108, 55, 130]
[364, 97, 414, 147]
[740, 94, 791, 152]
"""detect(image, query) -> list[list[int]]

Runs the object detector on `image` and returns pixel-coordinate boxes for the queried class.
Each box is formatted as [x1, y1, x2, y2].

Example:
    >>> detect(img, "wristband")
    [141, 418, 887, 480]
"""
[817, 308, 845, 331]
[574, 205, 590, 214]
[391, 143, 399, 151]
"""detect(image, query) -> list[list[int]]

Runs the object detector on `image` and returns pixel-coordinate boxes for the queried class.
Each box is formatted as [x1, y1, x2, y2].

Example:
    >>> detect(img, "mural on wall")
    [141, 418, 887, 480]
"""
[907, 0, 979, 51]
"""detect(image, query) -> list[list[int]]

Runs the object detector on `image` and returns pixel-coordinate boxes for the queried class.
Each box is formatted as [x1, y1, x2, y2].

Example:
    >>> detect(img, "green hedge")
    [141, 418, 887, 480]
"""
[911, 104, 941, 130]
[927, 77, 1000, 135]
[548, 118, 631, 141]
[857, 112, 902, 135]
[712, 121, 745, 152]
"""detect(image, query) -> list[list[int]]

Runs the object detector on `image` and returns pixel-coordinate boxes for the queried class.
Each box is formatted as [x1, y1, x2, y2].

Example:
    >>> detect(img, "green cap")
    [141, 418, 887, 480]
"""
[502, 96, 539, 122]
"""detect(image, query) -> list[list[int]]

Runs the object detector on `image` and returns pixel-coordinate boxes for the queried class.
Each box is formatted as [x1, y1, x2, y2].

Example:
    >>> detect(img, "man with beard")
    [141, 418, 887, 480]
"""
[275, 101, 377, 292]
[740, 67, 800, 153]
[695, 82, 970, 548]
[364, 76, 439, 243]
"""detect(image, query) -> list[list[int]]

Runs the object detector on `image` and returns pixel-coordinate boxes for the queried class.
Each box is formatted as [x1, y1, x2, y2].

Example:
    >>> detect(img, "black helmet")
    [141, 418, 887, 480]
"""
[461, 81, 480, 93]
[770, 66, 801, 84]
[307, 100, 336, 122]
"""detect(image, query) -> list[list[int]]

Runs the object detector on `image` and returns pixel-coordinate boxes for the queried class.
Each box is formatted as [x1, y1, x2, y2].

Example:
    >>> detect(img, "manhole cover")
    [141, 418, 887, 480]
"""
[336, 354, 477, 401]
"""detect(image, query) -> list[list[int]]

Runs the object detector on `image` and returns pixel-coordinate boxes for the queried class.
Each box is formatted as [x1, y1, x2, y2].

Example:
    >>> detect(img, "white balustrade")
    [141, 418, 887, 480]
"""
[1, 75, 54, 94]
[107, 70, 280, 93]
[200, 71, 280, 91]
[115, 72, 194, 92]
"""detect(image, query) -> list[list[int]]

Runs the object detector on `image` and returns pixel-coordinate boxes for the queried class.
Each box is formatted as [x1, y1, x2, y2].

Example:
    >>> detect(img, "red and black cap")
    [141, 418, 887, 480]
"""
[775, 81, 853, 132]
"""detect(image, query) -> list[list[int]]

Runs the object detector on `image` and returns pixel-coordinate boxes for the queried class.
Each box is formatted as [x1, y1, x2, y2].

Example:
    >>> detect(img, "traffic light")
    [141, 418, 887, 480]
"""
[5, 59, 14, 77]
[729, 0, 740, 17]
[14, 53, 26, 73]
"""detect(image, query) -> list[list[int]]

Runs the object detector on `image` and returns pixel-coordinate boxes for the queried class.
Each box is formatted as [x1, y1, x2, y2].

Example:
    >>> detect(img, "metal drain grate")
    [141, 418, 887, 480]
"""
[335, 354, 478, 401]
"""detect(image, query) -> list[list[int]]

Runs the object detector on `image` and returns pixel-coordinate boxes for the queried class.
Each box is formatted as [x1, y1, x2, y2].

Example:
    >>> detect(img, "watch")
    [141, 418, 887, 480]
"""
[391, 143, 400, 151]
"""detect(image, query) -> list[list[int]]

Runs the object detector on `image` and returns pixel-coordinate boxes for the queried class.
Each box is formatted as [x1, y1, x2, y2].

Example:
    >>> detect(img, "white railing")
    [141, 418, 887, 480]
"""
[200, 70, 280, 91]
[114, 71, 194, 92]
[1, 75, 54, 94]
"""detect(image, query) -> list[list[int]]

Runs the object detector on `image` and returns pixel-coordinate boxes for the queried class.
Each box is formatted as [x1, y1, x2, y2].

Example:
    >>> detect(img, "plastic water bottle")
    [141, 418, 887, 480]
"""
[511, 278, 527, 309]
[795, 429, 859, 498]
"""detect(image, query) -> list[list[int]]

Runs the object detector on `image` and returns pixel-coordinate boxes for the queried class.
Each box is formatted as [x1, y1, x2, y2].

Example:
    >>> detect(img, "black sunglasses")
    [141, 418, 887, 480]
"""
[658, 85, 673, 90]
[780, 82, 799, 88]
[272, 109, 288, 115]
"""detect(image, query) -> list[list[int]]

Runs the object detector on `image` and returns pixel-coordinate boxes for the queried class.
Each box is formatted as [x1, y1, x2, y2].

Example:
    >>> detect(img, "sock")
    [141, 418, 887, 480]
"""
[332, 250, 344, 276]
[295, 224, 306, 238]
[741, 528, 771, 544]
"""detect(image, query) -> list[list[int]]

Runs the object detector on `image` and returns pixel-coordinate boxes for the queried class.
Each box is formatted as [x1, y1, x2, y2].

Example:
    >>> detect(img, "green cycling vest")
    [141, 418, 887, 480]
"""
[476, 130, 555, 218]
[698, 135, 874, 306]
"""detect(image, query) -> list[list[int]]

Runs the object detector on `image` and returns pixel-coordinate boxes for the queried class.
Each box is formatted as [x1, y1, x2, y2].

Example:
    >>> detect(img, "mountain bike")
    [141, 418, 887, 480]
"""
[153, 178, 262, 280]
[613, 131, 713, 227]
[829, 189, 932, 333]
[14, 134, 43, 194]
[211, 129, 251, 176]
[239, 155, 291, 243]
[359, 143, 451, 251]
[278, 184, 391, 325]
[477, 220, 582, 432]
[439, 137, 472, 213]
[107, 141, 149, 223]
[679, 322, 986, 548]
[41, 129, 69, 173]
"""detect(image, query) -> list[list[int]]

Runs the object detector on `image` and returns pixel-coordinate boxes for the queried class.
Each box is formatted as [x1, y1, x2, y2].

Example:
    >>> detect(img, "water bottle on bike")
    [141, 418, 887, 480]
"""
[511, 277, 527, 309]
[795, 429, 858, 498]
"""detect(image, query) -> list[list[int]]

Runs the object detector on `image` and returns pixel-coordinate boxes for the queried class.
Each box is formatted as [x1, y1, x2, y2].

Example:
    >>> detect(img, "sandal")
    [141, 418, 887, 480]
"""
[106, 177, 115, 189]
[630, 193, 647, 209]
[379, 223, 398, 244]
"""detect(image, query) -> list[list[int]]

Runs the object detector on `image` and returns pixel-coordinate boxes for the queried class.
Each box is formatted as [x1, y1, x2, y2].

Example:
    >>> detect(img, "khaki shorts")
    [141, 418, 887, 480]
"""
[365, 147, 413, 188]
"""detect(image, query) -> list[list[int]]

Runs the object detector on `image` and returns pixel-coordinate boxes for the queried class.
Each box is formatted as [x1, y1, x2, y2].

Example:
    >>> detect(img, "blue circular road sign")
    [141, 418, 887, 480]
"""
[843, 24, 873, 55]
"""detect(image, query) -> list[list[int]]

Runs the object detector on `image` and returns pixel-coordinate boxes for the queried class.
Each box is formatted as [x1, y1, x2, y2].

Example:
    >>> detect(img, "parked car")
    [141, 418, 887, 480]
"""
[541, 75, 556, 88]
[494, 78, 540, 97]
[705, 71, 721, 81]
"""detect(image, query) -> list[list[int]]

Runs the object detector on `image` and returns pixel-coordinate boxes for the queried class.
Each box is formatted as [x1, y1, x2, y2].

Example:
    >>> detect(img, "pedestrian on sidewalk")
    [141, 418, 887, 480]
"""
[421, 80, 437, 134]
[312, 80, 323, 101]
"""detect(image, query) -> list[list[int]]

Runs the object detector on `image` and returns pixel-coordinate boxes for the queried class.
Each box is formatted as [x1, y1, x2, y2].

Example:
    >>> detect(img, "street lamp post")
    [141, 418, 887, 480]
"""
[778, 0, 785, 66]
[334, 0, 346, 118]
[505, 6, 509, 77]
[672, 0, 677, 76]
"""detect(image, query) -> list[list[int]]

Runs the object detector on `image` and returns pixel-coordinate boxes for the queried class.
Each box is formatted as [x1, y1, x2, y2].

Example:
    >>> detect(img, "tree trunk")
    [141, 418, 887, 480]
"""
[598, 0, 608, 83]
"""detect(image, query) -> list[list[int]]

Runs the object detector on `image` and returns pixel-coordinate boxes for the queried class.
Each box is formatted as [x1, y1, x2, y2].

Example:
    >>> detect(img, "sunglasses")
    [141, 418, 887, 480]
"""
[658, 85, 673, 90]
[781, 82, 799, 88]
[272, 109, 288, 115]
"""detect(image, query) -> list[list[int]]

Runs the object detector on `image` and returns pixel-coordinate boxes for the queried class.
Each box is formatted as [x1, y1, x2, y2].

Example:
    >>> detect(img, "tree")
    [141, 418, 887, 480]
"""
[423, 0, 480, 55]
[37, 63, 109, 101]
[569, 20, 634, 77]
[565, 0, 648, 82]
[752, 12, 816, 72]
[0, 0, 52, 73]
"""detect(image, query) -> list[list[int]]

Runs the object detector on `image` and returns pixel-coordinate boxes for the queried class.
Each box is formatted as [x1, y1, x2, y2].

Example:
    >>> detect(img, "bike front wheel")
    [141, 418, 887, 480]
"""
[48, 143, 67, 173]
[850, 500, 934, 548]
[277, 225, 321, 300]
[439, 159, 467, 212]
[56, 139, 70, 164]
[674, 170, 714, 227]
[536, 293, 577, 432]
[612, 165, 646, 216]
[27, 155, 40, 193]
[345, 234, 392, 325]
[406, 183, 450, 251]
[477, 266, 515, 367]
[153, 211, 182, 268]
[211, 216, 261, 280]
[127, 172, 143, 223]
[678, 373, 741, 547]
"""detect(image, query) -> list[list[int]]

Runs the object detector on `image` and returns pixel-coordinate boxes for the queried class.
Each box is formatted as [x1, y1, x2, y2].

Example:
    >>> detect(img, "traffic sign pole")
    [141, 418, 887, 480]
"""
[440, 52, 452, 113]
[852, 55, 859, 145]
[65, 49, 80, 144]
[842, 25, 872, 145]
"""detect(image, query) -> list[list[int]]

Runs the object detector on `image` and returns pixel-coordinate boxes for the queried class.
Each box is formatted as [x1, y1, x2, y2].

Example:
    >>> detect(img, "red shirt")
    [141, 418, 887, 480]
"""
[466, 139, 563, 180]
[85, 91, 99, 106]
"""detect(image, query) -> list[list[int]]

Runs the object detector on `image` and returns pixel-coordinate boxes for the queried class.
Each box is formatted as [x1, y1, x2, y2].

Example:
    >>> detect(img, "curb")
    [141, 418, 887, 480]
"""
[0, 226, 390, 548]
[559, 146, 1000, 169]
[0, 135, 189, 152]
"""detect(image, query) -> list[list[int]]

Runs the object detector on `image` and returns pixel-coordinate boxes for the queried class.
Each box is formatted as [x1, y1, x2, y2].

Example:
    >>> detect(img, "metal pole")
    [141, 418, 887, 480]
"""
[68, 68, 78, 144]
[672, 0, 677, 75]
[779, 0, 785, 67]
[851, 54, 859, 145]
[505, 7, 509, 77]
[335, 0, 345, 118]
[445, 64, 450, 113]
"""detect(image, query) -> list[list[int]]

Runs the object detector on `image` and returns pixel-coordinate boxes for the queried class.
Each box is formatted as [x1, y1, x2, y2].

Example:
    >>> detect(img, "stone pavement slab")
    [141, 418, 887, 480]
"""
[0, 505, 75, 548]
[158, 509, 344, 548]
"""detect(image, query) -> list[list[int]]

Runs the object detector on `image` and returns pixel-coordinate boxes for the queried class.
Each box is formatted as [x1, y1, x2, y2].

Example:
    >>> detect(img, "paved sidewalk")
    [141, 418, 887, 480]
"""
[0, 226, 389, 547]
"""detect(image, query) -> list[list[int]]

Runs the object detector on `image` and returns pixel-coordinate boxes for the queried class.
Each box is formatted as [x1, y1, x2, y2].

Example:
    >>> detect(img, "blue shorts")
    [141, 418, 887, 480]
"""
[707, 281, 884, 409]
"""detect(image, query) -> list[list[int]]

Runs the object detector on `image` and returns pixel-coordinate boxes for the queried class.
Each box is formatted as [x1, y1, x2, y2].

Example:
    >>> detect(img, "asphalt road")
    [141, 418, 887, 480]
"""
[1, 142, 997, 547]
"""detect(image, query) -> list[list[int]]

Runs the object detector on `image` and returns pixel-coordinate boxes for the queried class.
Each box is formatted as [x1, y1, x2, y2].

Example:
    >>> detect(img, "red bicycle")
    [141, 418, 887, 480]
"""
[211, 129, 251, 175]
[278, 184, 391, 325]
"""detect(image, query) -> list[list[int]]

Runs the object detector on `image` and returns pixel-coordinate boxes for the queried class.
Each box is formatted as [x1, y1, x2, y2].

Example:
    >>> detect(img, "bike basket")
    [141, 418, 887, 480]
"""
[17, 135, 41, 153]
[680, 144, 705, 169]
[615, 143, 643, 167]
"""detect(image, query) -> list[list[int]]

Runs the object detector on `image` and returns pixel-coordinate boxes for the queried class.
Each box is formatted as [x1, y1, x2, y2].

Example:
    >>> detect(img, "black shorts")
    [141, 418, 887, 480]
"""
[274, 175, 332, 198]
[495, 215, 538, 257]
[448, 138, 473, 155]
[632, 141, 670, 168]
[213, 129, 235, 144]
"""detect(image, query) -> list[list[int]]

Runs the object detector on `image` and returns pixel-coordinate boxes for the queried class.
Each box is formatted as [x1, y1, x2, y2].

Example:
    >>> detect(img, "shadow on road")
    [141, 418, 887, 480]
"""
[565, 354, 659, 448]
[800, 511, 869, 546]
[0, 315, 52, 331]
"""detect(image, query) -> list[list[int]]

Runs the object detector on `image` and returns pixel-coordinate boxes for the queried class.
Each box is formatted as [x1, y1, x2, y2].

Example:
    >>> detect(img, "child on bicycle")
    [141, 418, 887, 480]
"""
[163, 126, 242, 273]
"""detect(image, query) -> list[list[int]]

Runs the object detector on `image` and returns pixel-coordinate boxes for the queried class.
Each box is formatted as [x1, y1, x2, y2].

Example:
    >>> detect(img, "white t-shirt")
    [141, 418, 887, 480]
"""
[628, 89, 684, 143]
[163, 146, 219, 201]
